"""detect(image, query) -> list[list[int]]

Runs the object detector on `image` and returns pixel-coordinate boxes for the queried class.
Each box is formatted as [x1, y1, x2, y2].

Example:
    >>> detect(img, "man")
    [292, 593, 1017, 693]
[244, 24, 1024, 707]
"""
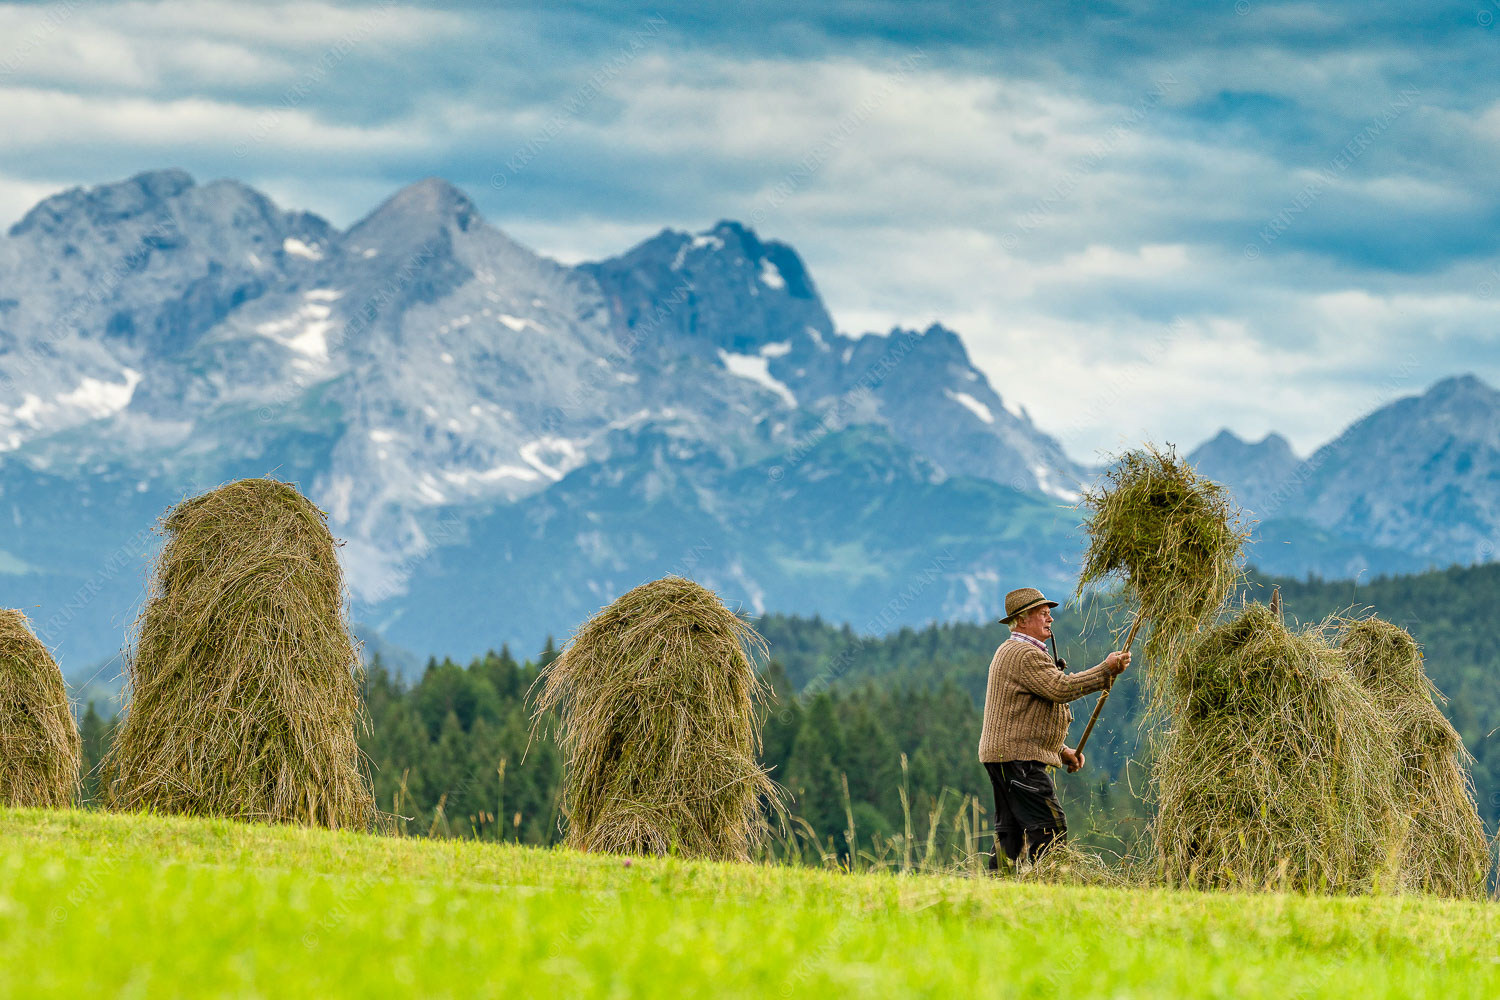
[978, 587, 1130, 867]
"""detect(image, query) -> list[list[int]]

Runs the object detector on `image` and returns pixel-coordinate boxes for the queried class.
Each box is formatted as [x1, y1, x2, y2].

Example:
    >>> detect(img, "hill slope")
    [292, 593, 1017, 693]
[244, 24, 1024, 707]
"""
[0, 807, 1495, 998]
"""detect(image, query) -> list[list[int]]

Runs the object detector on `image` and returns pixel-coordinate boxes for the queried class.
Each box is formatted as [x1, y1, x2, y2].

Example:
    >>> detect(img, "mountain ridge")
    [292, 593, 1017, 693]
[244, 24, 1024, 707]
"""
[0, 169, 1493, 670]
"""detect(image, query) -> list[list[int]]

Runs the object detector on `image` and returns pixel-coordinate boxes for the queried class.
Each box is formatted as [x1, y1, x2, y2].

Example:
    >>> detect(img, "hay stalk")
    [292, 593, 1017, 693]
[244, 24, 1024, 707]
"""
[1153, 604, 1400, 893]
[1338, 617, 1490, 898]
[0, 610, 80, 808]
[533, 576, 782, 860]
[1077, 445, 1248, 707]
[103, 478, 374, 828]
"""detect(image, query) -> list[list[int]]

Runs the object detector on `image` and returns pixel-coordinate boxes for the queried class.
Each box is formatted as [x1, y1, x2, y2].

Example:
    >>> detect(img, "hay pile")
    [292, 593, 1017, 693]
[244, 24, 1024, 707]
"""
[1016, 841, 1133, 888]
[103, 479, 374, 828]
[1154, 604, 1399, 892]
[1339, 618, 1489, 897]
[0, 610, 80, 808]
[533, 576, 780, 860]
[1078, 446, 1247, 696]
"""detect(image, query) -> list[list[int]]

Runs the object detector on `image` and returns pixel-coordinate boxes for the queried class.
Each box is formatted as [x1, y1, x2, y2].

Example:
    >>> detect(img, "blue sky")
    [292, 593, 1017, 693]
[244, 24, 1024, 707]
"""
[2, 0, 1498, 461]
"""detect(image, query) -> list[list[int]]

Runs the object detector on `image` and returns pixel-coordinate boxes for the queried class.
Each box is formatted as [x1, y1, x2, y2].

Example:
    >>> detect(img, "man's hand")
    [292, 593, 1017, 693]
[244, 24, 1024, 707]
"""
[1060, 747, 1085, 773]
[1103, 650, 1132, 675]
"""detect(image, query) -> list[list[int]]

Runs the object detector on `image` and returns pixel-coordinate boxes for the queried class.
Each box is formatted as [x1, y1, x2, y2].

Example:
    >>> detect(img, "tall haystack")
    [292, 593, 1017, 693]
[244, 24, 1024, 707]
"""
[1078, 446, 1247, 702]
[103, 479, 374, 828]
[1154, 604, 1400, 892]
[1340, 618, 1490, 898]
[0, 610, 80, 808]
[533, 576, 781, 860]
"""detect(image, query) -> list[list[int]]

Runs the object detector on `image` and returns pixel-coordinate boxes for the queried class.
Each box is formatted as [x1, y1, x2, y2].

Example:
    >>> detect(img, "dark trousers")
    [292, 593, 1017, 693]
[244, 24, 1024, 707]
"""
[985, 760, 1066, 867]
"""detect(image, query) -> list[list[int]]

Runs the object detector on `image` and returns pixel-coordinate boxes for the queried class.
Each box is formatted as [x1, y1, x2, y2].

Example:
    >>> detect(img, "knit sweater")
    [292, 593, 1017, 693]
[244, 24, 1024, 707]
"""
[977, 636, 1113, 766]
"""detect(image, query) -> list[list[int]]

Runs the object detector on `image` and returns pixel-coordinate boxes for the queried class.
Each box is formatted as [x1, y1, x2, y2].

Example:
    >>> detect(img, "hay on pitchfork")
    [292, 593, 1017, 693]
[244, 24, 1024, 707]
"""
[103, 478, 374, 828]
[1339, 617, 1490, 898]
[1077, 445, 1248, 700]
[532, 576, 783, 860]
[1153, 603, 1401, 893]
[0, 610, 80, 808]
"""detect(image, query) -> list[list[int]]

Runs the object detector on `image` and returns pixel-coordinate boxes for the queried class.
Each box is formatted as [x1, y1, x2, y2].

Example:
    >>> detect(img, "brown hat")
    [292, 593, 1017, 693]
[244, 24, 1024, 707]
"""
[1000, 587, 1058, 625]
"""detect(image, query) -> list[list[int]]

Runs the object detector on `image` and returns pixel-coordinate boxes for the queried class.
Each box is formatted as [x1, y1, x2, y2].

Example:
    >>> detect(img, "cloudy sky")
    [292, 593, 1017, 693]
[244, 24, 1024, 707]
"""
[2, 0, 1497, 462]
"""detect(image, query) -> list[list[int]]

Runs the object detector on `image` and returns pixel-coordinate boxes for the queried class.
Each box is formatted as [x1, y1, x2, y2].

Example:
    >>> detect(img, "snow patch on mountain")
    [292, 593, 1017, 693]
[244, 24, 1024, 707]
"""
[759, 258, 785, 290]
[718, 349, 798, 408]
[1034, 464, 1080, 503]
[256, 303, 335, 362]
[945, 388, 994, 425]
[283, 236, 323, 260]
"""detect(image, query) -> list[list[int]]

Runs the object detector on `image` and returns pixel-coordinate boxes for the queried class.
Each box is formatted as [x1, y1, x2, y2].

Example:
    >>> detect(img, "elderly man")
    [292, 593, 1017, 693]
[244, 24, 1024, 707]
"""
[979, 587, 1130, 867]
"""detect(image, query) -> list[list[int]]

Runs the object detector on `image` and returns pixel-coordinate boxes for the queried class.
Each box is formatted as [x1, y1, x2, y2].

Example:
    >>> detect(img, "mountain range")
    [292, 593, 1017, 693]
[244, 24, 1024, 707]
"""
[0, 170, 1494, 682]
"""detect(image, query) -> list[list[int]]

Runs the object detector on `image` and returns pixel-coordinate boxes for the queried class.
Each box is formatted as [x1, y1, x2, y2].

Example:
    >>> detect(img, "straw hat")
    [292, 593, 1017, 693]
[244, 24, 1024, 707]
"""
[1000, 587, 1058, 625]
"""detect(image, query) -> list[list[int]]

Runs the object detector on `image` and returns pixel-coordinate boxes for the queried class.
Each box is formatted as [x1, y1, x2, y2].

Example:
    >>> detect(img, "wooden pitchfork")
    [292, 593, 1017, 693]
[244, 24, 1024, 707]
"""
[1073, 609, 1146, 755]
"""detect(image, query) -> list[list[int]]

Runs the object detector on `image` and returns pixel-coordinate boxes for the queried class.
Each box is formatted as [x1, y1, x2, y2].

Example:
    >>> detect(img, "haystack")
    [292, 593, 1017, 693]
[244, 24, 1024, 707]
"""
[1078, 446, 1247, 700]
[1154, 604, 1400, 892]
[103, 479, 373, 828]
[1340, 618, 1490, 897]
[533, 576, 781, 860]
[0, 610, 80, 808]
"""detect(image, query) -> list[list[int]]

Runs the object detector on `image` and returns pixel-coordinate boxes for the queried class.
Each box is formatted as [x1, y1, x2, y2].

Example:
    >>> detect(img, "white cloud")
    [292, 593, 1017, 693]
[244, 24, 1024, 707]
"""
[0, 2, 458, 92]
[0, 173, 70, 230]
[0, 86, 419, 154]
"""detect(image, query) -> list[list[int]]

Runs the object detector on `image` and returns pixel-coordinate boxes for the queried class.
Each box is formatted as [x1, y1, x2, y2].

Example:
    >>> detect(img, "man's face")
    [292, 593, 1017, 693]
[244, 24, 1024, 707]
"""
[1018, 606, 1053, 639]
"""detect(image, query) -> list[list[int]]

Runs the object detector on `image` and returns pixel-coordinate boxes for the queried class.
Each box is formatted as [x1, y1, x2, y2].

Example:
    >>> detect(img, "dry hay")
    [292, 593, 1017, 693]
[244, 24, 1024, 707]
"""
[533, 576, 781, 860]
[1339, 617, 1490, 898]
[1015, 841, 1133, 888]
[1153, 604, 1401, 893]
[0, 610, 80, 808]
[103, 478, 374, 828]
[1078, 445, 1248, 701]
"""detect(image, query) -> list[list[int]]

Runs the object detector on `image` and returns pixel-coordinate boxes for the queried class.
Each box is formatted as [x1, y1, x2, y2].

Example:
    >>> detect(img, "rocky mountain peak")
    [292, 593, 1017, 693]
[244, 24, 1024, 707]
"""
[1188, 428, 1300, 515]
[581, 220, 836, 359]
[1192, 428, 1297, 467]
[1181, 375, 1500, 566]
[1403, 374, 1500, 432]
[8, 169, 196, 238]
[352, 177, 480, 237]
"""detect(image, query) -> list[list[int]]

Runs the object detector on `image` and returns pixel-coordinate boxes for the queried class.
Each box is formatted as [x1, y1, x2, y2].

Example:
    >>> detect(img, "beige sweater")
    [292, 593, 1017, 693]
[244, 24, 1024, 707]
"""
[977, 637, 1112, 766]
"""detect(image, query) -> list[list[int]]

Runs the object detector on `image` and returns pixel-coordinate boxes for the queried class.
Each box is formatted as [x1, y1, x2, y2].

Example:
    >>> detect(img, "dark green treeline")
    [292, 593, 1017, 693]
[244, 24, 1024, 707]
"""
[75, 563, 1500, 857]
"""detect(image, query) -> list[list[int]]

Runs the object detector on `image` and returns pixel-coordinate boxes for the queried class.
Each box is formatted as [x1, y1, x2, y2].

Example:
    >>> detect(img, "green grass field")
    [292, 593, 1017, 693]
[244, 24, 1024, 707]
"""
[0, 807, 1496, 998]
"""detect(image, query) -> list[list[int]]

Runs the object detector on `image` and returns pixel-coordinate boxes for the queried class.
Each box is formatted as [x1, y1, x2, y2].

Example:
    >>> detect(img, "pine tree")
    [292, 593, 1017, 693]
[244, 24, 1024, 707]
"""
[78, 702, 113, 803]
[841, 694, 901, 832]
[785, 693, 848, 850]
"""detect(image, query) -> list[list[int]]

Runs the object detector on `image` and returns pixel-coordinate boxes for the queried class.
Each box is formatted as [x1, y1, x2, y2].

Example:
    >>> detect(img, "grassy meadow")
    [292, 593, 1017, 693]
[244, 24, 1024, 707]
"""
[0, 807, 1496, 998]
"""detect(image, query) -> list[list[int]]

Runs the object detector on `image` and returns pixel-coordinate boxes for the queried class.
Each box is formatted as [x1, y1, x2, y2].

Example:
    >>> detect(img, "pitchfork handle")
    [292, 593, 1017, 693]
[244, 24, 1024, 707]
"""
[1074, 609, 1145, 755]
